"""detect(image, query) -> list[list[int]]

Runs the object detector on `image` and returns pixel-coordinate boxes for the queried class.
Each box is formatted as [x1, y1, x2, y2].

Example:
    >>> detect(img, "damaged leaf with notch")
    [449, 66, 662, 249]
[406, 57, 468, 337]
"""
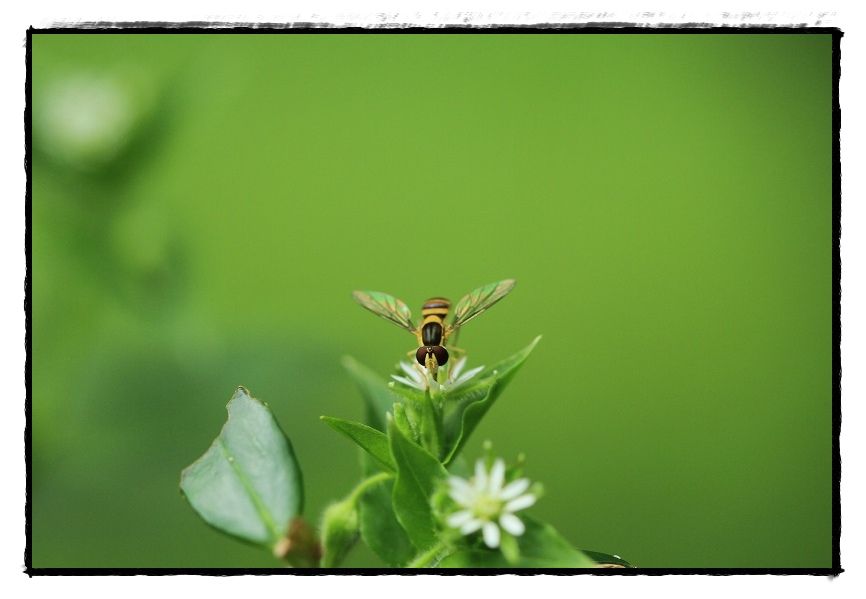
[180, 386, 304, 549]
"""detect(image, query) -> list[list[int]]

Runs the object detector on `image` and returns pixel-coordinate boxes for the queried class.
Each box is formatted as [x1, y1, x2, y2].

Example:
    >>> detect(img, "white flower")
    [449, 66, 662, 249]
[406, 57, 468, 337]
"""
[390, 356, 484, 393]
[445, 458, 537, 549]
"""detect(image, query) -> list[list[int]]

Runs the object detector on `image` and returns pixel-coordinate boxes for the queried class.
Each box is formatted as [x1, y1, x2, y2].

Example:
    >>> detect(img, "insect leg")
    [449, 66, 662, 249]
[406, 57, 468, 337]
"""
[443, 325, 461, 349]
[447, 345, 467, 360]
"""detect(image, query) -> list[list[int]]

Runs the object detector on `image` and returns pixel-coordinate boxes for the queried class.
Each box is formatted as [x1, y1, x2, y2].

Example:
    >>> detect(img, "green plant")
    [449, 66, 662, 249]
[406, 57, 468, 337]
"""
[180, 330, 630, 568]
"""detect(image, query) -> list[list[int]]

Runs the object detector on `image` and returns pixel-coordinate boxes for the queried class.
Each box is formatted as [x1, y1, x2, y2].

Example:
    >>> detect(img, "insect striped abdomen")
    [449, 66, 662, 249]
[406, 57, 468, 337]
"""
[421, 297, 450, 315]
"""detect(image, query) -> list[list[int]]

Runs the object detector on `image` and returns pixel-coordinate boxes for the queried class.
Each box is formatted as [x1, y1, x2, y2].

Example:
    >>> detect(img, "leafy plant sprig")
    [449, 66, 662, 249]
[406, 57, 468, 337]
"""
[180, 287, 631, 568]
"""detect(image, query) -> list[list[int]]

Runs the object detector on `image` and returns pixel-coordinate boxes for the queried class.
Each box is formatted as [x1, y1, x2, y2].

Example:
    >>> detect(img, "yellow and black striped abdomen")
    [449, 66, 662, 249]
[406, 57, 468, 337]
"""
[421, 297, 450, 318]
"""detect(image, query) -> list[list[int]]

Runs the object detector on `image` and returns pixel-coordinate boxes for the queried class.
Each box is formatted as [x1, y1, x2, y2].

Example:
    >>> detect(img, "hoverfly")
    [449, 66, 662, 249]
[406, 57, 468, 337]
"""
[352, 279, 516, 379]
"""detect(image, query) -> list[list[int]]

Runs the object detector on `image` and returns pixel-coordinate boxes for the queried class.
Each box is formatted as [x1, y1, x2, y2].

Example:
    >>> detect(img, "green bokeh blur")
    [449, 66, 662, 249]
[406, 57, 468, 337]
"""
[31, 33, 832, 568]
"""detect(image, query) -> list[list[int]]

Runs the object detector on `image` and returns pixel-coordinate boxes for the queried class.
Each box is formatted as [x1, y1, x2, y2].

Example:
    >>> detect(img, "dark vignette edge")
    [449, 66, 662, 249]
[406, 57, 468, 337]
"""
[22, 23, 844, 578]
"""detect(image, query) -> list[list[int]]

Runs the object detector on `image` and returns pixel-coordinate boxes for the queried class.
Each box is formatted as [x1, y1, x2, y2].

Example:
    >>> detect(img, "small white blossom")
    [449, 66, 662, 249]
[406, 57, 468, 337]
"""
[390, 356, 484, 393]
[389, 361, 428, 391]
[445, 458, 537, 549]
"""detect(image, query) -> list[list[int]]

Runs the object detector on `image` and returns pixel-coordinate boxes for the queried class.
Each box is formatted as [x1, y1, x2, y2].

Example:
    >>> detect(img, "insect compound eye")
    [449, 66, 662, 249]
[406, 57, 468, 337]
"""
[431, 345, 449, 366]
[416, 346, 431, 366]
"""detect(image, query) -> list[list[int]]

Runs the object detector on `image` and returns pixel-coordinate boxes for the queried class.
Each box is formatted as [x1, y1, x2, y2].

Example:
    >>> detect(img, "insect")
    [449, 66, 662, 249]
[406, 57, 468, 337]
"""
[352, 279, 516, 379]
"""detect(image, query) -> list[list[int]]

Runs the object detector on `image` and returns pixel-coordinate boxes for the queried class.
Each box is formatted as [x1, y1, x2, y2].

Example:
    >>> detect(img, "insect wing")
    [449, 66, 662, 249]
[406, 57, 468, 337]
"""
[352, 290, 416, 333]
[450, 279, 516, 329]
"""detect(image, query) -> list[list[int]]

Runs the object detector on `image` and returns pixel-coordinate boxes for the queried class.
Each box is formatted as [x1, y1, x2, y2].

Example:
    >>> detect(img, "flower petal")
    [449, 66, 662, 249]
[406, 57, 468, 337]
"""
[398, 361, 414, 377]
[453, 365, 485, 388]
[448, 475, 472, 491]
[399, 361, 425, 384]
[500, 478, 531, 501]
[488, 458, 505, 493]
[449, 357, 467, 382]
[499, 513, 525, 536]
[482, 522, 501, 548]
[460, 518, 484, 535]
[505, 493, 537, 512]
[390, 374, 425, 391]
[446, 510, 475, 528]
[473, 459, 488, 492]
[447, 476, 476, 506]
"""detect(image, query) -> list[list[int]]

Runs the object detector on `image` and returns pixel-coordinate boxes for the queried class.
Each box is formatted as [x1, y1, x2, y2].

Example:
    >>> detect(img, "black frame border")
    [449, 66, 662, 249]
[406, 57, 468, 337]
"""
[23, 23, 843, 577]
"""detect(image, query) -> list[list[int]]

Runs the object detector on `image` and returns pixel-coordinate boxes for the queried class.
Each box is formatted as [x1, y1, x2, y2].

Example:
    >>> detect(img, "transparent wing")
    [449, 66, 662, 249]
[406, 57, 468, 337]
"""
[352, 290, 416, 333]
[450, 279, 516, 329]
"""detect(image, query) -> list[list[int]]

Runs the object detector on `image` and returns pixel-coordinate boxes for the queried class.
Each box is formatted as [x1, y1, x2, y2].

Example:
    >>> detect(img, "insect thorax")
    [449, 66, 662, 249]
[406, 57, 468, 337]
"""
[421, 319, 444, 345]
[420, 297, 450, 345]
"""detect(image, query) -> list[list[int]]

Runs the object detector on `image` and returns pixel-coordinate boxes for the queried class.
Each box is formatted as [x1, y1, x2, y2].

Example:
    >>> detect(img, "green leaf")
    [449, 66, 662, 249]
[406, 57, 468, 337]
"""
[446, 453, 472, 478]
[359, 476, 416, 566]
[581, 550, 634, 568]
[419, 389, 443, 460]
[387, 378, 425, 403]
[443, 336, 541, 464]
[499, 531, 520, 565]
[388, 416, 448, 551]
[341, 356, 401, 431]
[443, 380, 492, 410]
[180, 386, 304, 548]
[321, 416, 396, 472]
[439, 517, 595, 568]
[392, 401, 419, 444]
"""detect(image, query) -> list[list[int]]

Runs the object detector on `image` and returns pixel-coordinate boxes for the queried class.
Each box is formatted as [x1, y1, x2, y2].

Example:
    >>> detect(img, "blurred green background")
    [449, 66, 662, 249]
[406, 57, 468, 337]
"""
[31, 33, 832, 568]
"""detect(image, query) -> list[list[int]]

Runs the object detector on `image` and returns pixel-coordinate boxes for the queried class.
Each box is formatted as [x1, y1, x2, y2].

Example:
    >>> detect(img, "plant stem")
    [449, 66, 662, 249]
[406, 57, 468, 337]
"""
[348, 471, 393, 503]
[407, 540, 450, 568]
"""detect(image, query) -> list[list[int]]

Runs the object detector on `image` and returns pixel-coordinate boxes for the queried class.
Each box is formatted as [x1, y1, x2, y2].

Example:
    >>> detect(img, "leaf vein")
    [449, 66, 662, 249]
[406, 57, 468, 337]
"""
[217, 439, 281, 542]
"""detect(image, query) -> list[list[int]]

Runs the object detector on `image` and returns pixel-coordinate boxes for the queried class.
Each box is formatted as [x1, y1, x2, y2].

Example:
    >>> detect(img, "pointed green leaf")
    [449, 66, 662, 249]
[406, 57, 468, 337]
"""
[359, 476, 416, 566]
[419, 389, 443, 460]
[392, 401, 419, 444]
[388, 416, 448, 551]
[439, 517, 595, 568]
[341, 356, 401, 430]
[499, 530, 521, 565]
[180, 387, 303, 548]
[321, 416, 396, 472]
[387, 378, 425, 403]
[442, 380, 493, 410]
[443, 336, 541, 464]
[446, 453, 472, 478]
